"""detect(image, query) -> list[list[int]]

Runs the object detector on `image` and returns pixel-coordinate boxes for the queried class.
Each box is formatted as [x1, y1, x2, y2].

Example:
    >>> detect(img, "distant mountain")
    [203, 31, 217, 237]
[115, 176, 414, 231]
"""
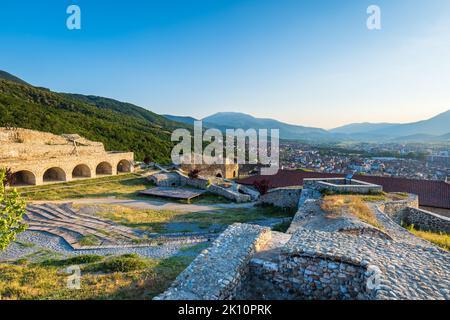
[368, 110, 450, 137]
[0, 71, 191, 162]
[330, 110, 450, 142]
[0, 70, 30, 86]
[201, 112, 331, 141]
[163, 114, 199, 126]
[330, 122, 397, 134]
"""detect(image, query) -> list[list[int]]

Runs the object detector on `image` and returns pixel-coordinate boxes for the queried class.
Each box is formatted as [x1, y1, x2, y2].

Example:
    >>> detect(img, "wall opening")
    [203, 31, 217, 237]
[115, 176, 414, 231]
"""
[216, 172, 223, 178]
[43, 167, 66, 183]
[117, 160, 131, 173]
[96, 162, 112, 175]
[11, 170, 36, 186]
[72, 164, 91, 179]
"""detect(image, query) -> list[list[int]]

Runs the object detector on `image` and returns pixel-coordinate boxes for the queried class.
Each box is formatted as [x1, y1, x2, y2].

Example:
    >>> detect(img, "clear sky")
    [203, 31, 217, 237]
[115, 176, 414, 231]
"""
[1, 0, 449, 129]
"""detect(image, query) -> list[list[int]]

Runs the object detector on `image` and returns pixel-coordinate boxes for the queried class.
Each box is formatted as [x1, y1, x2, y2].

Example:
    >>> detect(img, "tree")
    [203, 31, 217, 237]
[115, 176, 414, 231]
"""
[1, 167, 15, 187]
[0, 169, 28, 251]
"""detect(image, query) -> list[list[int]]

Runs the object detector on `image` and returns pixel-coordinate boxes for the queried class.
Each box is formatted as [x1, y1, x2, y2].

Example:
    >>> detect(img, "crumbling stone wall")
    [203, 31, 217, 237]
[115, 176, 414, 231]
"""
[400, 207, 450, 234]
[259, 187, 302, 209]
[155, 224, 272, 300]
[238, 255, 371, 300]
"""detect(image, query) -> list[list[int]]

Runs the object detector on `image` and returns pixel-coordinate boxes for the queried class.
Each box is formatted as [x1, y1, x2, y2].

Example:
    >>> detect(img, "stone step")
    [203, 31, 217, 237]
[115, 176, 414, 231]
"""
[25, 212, 119, 244]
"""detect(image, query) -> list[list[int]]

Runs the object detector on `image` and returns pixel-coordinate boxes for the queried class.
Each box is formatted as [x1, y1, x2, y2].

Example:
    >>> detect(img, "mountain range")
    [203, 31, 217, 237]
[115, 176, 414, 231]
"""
[165, 110, 450, 143]
[0, 70, 448, 152]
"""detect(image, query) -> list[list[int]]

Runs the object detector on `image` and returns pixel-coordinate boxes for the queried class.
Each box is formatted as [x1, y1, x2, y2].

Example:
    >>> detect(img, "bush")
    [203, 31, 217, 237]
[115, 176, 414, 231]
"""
[253, 179, 271, 195]
[188, 169, 200, 179]
[85, 254, 148, 273]
[39, 254, 104, 267]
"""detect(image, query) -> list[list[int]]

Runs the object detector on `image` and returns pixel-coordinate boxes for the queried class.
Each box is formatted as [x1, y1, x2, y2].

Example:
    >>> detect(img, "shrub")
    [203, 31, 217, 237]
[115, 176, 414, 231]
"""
[188, 169, 201, 179]
[39, 254, 104, 267]
[0, 169, 27, 251]
[1, 168, 14, 187]
[143, 156, 152, 165]
[85, 254, 148, 273]
[253, 179, 271, 195]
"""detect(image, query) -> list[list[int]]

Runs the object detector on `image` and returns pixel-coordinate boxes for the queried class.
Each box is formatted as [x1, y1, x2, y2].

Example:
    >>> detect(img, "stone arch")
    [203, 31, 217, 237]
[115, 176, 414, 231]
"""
[72, 164, 92, 179]
[43, 167, 66, 183]
[216, 172, 223, 178]
[11, 170, 36, 186]
[96, 162, 113, 175]
[117, 159, 131, 173]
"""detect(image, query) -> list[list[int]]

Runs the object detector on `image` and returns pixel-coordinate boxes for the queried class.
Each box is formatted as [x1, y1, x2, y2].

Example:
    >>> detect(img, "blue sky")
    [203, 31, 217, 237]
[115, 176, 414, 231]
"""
[1, 0, 449, 128]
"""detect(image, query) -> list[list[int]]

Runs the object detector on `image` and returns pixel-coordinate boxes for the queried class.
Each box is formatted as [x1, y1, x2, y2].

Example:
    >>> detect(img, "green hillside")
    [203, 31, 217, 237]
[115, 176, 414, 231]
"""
[0, 78, 189, 163]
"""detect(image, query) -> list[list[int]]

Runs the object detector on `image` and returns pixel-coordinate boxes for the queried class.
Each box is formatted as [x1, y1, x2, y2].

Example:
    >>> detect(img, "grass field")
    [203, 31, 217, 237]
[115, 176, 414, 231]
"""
[15, 174, 152, 201]
[0, 254, 194, 300]
[87, 204, 295, 233]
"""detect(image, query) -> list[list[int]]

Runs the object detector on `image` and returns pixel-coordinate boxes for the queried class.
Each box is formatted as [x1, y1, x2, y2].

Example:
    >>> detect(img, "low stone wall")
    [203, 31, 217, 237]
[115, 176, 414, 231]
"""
[236, 228, 379, 300]
[303, 178, 383, 195]
[401, 207, 450, 234]
[259, 187, 302, 209]
[238, 256, 371, 300]
[154, 224, 272, 300]
[379, 194, 449, 234]
[380, 194, 419, 217]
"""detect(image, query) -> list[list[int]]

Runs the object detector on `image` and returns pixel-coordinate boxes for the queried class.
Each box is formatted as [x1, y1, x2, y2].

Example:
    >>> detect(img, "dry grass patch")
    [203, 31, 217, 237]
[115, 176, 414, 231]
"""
[88, 204, 294, 233]
[321, 195, 384, 229]
[403, 224, 449, 251]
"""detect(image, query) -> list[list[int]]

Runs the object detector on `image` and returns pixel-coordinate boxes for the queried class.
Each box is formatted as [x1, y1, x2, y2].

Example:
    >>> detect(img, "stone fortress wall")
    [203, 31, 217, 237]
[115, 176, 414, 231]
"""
[0, 128, 134, 186]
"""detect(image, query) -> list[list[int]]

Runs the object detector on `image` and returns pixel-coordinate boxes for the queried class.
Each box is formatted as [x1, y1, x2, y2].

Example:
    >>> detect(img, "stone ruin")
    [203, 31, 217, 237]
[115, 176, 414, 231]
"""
[156, 178, 450, 300]
[0, 127, 134, 186]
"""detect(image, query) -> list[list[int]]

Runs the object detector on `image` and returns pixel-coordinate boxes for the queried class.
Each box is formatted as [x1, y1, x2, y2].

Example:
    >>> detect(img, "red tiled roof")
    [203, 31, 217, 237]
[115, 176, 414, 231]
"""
[237, 170, 450, 209]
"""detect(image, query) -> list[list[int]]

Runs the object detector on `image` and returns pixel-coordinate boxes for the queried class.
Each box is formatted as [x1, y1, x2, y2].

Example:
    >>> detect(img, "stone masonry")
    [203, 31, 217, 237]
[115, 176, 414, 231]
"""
[0, 128, 134, 186]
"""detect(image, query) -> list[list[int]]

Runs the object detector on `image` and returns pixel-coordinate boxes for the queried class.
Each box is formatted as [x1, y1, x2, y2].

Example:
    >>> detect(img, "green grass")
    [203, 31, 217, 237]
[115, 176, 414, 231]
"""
[78, 235, 101, 247]
[0, 254, 193, 300]
[272, 220, 292, 233]
[402, 224, 449, 251]
[15, 174, 154, 201]
[91, 204, 296, 233]
[38, 254, 104, 267]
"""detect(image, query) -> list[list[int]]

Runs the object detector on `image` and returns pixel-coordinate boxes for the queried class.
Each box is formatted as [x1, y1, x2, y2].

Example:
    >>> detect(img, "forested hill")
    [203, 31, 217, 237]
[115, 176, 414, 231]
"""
[0, 78, 190, 163]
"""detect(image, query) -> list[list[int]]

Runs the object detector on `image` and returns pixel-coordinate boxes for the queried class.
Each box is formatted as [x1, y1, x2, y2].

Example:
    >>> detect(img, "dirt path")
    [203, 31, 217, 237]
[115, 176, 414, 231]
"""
[31, 198, 256, 213]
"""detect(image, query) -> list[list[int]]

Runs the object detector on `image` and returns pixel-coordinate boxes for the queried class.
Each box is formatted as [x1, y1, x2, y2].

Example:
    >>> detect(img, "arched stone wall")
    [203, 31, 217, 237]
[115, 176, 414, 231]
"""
[117, 159, 131, 173]
[72, 164, 92, 179]
[96, 162, 113, 175]
[43, 167, 66, 183]
[2, 151, 133, 186]
[11, 170, 37, 186]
